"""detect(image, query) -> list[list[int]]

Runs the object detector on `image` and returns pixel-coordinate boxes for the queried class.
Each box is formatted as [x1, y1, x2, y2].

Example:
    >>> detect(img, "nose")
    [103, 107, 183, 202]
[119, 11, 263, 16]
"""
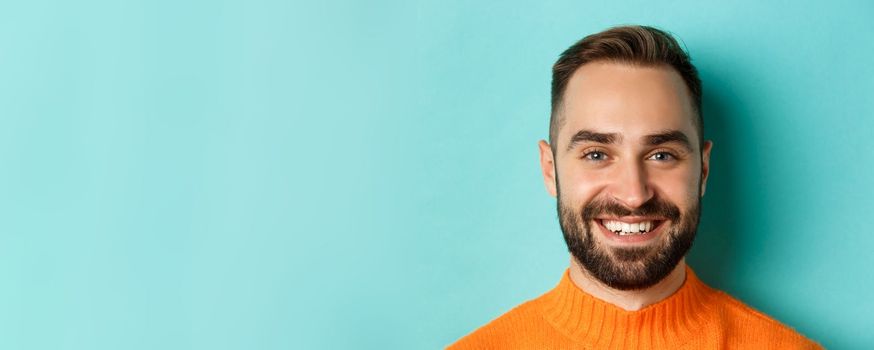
[609, 159, 654, 209]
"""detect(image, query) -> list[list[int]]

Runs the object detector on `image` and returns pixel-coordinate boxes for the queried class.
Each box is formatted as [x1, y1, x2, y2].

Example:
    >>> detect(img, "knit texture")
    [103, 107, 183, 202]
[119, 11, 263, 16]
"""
[447, 266, 821, 349]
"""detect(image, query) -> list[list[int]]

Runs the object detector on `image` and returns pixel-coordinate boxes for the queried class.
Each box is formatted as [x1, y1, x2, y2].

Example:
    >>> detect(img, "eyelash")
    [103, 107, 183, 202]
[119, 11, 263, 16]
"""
[581, 149, 609, 161]
[580, 149, 680, 162]
[649, 151, 677, 161]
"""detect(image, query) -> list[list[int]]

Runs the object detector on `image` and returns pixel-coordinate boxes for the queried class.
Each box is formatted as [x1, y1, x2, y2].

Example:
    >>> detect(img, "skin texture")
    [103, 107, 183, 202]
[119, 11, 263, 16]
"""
[538, 62, 713, 311]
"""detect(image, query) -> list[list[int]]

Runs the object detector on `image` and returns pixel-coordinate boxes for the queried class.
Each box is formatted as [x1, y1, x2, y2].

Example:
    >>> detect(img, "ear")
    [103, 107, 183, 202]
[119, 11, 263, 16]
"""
[699, 140, 713, 197]
[538, 140, 557, 197]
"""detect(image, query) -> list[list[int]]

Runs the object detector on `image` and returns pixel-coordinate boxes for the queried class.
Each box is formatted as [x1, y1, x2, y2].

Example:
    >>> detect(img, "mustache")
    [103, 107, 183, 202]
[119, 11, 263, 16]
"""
[581, 197, 681, 221]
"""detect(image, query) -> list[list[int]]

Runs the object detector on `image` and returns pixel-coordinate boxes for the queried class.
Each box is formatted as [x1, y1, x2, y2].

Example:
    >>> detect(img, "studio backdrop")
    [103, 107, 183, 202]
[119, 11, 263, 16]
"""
[0, 0, 871, 349]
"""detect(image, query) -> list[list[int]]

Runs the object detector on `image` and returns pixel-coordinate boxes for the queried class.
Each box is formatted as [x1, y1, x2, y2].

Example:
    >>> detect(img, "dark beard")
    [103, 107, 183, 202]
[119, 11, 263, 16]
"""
[557, 192, 701, 291]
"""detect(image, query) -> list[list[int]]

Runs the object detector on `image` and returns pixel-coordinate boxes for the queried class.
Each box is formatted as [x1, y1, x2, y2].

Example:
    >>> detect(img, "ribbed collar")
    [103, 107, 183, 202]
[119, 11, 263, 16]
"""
[538, 266, 718, 349]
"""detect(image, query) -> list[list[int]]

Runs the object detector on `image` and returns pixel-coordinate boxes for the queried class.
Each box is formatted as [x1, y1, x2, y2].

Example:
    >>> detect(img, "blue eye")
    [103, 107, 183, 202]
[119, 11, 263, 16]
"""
[650, 152, 675, 161]
[584, 151, 607, 161]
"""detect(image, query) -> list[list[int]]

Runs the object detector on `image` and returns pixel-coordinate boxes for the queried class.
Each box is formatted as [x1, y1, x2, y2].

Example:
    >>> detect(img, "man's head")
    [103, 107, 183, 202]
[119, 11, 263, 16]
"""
[538, 25, 713, 290]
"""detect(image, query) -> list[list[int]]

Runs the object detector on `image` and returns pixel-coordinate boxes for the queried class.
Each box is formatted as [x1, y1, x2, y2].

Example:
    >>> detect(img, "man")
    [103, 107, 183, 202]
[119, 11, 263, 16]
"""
[448, 25, 821, 349]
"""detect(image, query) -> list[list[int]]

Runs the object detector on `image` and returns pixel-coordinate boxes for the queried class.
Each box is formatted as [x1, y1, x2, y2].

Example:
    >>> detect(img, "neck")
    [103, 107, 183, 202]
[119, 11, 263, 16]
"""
[568, 257, 687, 311]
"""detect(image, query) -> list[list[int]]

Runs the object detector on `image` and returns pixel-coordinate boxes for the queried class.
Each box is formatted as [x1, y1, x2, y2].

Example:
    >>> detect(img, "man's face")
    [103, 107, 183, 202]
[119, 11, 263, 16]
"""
[538, 62, 712, 290]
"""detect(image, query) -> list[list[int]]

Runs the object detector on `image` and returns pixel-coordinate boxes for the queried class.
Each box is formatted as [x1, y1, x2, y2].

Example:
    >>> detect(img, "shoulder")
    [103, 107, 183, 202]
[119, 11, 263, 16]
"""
[712, 290, 823, 349]
[446, 298, 547, 350]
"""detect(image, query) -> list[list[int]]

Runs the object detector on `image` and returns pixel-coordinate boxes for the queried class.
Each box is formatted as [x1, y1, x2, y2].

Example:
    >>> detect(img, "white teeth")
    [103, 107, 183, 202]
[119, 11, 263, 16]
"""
[602, 220, 656, 235]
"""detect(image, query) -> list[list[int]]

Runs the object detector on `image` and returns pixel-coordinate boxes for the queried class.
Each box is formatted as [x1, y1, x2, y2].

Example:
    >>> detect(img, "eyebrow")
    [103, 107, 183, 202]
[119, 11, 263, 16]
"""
[646, 130, 693, 152]
[565, 129, 693, 152]
[566, 130, 619, 151]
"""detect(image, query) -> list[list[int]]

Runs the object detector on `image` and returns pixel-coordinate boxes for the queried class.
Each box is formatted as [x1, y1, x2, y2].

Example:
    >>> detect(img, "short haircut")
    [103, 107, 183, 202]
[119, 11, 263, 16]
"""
[550, 25, 703, 153]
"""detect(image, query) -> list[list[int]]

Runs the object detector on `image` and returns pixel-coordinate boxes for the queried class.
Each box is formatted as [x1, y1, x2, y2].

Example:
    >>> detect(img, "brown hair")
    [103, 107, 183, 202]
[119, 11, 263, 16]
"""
[550, 25, 702, 152]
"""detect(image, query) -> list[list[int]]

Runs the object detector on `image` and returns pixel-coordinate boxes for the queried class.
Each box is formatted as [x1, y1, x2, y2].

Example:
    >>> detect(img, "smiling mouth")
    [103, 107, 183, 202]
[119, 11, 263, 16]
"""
[598, 219, 665, 236]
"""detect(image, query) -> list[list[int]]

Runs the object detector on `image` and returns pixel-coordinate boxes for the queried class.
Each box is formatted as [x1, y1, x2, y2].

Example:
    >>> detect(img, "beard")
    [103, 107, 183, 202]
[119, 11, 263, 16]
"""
[557, 188, 701, 291]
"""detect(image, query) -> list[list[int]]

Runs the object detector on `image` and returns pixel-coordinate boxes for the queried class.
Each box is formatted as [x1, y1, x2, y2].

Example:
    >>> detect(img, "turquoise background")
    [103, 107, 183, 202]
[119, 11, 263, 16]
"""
[0, 0, 871, 349]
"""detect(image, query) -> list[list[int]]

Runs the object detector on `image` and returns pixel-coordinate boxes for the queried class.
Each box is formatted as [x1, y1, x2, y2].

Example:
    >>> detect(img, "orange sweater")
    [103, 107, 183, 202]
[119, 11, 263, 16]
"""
[448, 266, 821, 349]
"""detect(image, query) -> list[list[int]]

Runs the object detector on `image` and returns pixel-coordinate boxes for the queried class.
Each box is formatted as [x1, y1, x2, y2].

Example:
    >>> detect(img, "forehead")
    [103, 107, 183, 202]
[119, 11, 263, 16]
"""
[559, 62, 697, 150]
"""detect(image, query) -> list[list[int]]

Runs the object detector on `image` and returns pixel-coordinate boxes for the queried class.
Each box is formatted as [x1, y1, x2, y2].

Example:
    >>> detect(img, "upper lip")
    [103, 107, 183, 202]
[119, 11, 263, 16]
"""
[595, 216, 665, 223]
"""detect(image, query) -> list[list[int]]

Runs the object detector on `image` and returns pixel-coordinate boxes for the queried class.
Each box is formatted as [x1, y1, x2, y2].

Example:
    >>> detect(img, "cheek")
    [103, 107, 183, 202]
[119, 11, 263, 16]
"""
[651, 168, 700, 206]
[557, 164, 610, 204]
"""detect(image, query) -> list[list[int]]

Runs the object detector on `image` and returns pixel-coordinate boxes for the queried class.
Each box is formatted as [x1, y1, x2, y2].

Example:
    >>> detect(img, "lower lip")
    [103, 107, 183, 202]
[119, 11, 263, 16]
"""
[595, 220, 667, 244]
